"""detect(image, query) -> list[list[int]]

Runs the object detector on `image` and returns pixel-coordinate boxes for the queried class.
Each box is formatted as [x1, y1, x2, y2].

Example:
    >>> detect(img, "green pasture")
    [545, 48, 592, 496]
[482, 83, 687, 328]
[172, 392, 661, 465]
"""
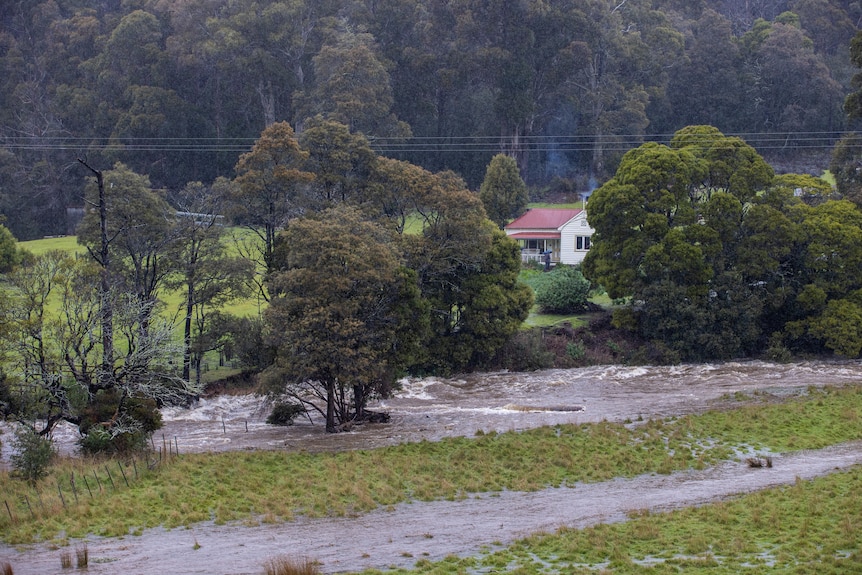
[16, 233, 263, 322]
[523, 311, 587, 328]
[10, 234, 260, 383]
[19, 235, 82, 256]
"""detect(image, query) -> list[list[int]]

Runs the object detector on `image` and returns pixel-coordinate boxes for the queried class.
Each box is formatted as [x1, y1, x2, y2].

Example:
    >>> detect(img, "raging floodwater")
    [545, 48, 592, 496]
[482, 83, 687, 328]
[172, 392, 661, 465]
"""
[2, 360, 861, 573]
[163, 359, 862, 454]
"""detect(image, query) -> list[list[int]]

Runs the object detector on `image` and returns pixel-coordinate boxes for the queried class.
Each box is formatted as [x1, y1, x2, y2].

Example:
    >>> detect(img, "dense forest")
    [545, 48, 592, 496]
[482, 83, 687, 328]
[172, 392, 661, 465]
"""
[1, 0, 859, 240]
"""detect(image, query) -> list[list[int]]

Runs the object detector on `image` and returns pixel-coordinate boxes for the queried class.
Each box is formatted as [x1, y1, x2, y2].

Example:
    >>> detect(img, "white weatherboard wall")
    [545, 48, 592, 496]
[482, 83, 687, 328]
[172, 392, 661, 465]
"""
[559, 210, 593, 265]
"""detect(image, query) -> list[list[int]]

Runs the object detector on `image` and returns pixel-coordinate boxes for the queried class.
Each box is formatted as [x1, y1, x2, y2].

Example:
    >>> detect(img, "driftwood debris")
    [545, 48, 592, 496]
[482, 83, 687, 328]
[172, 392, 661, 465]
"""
[746, 455, 773, 468]
[361, 410, 391, 423]
[331, 411, 391, 433]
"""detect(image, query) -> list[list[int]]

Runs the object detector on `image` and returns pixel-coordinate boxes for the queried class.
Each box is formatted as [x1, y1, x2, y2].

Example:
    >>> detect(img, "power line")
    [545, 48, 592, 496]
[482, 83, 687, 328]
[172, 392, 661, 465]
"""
[1, 131, 857, 154]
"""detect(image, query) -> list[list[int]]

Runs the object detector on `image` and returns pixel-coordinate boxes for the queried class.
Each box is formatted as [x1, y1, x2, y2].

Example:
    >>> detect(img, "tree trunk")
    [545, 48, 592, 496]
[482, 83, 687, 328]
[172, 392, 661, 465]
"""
[353, 384, 365, 421]
[258, 80, 276, 127]
[326, 380, 337, 432]
[182, 289, 193, 382]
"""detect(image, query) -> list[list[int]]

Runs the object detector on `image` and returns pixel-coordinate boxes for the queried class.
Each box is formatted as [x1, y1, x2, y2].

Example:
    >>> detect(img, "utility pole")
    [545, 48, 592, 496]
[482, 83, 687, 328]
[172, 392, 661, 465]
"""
[77, 158, 114, 387]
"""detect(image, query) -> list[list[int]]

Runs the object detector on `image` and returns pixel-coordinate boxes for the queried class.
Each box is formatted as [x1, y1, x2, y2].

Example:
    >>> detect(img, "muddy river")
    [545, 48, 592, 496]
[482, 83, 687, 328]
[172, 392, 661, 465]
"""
[2, 360, 861, 573]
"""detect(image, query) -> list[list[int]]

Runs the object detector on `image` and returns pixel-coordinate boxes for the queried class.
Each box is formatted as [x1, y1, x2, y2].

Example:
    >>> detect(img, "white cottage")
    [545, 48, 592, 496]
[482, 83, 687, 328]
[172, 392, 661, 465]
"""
[504, 208, 594, 265]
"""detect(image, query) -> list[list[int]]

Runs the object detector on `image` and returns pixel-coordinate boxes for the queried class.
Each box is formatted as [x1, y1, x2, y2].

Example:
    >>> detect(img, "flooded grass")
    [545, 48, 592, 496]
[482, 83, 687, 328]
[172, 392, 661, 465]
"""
[391, 466, 860, 575]
[1, 385, 861, 545]
[346, 468, 862, 574]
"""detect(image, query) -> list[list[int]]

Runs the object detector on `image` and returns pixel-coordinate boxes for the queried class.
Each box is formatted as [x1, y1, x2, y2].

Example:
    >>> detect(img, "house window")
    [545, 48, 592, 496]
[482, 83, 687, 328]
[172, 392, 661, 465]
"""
[576, 236, 591, 250]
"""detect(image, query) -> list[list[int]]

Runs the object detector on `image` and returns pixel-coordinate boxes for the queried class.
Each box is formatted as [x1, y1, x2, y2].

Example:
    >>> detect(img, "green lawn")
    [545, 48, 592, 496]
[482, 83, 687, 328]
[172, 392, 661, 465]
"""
[527, 201, 585, 209]
[9, 234, 262, 382]
[518, 268, 611, 329]
[523, 309, 587, 328]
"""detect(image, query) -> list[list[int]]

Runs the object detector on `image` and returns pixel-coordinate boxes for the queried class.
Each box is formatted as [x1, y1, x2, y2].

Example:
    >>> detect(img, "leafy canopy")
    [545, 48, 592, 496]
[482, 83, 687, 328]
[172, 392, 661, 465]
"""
[580, 126, 862, 361]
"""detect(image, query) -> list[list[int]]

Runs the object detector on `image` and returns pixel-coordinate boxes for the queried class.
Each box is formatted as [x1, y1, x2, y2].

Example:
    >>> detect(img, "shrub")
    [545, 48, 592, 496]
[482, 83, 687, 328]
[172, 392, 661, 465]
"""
[766, 332, 792, 362]
[267, 402, 305, 426]
[80, 427, 116, 455]
[79, 391, 161, 455]
[222, 316, 276, 371]
[10, 426, 54, 485]
[534, 265, 591, 313]
[566, 341, 585, 360]
[490, 329, 555, 371]
[80, 423, 153, 455]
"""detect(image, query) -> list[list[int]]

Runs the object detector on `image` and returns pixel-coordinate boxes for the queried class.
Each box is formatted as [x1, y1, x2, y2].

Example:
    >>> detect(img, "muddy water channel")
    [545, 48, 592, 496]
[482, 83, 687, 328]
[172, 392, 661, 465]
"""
[160, 359, 862, 454]
[2, 360, 862, 574]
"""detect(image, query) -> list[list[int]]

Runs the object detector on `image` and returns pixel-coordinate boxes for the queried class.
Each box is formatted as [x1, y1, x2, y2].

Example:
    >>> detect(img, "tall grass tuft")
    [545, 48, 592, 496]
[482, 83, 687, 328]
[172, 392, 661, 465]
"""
[59, 549, 71, 569]
[75, 544, 88, 568]
[0, 561, 12, 575]
[263, 555, 320, 575]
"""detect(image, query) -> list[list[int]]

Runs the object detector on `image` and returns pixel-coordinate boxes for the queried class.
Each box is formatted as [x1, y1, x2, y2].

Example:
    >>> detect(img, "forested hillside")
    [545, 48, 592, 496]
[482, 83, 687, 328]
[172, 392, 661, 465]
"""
[1, 0, 858, 240]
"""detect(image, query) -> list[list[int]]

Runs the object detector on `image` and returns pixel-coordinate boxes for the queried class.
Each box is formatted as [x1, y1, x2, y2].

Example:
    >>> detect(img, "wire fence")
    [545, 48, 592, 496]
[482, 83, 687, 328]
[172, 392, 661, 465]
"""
[1, 436, 181, 529]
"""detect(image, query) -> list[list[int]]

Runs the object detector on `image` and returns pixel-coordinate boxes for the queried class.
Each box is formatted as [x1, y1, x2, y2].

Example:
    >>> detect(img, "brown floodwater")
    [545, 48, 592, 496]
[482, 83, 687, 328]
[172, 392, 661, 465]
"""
[1, 360, 861, 574]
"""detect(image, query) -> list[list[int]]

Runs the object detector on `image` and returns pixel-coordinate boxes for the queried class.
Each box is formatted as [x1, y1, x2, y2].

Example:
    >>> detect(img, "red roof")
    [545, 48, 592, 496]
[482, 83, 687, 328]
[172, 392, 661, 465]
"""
[508, 232, 561, 239]
[505, 208, 582, 231]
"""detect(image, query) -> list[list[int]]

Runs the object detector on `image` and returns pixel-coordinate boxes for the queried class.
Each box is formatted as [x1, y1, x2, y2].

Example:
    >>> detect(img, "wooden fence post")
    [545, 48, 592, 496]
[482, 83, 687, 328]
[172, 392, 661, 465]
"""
[70, 474, 79, 504]
[118, 461, 129, 488]
[23, 495, 34, 519]
[104, 465, 116, 490]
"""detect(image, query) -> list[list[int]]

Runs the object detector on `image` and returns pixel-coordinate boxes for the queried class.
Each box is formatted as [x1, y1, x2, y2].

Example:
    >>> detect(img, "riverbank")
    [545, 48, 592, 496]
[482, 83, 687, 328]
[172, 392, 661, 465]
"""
[1, 377, 861, 573]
